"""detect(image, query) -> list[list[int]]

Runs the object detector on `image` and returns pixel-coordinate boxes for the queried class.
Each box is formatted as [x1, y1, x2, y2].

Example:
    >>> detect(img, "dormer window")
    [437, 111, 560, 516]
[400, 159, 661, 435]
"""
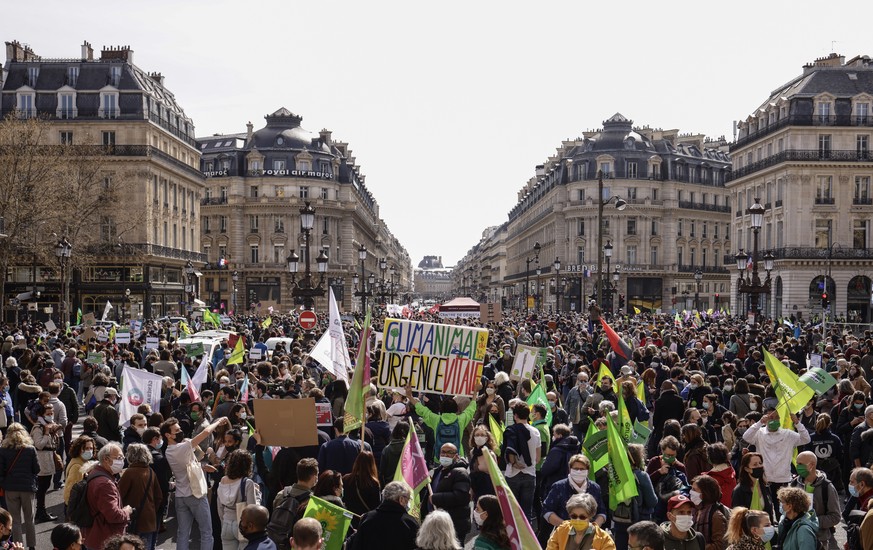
[57, 92, 77, 119]
[110, 66, 121, 87]
[27, 67, 39, 87]
[277, 137, 284, 145]
[16, 90, 35, 119]
[67, 67, 79, 87]
[99, 91, 119, 119]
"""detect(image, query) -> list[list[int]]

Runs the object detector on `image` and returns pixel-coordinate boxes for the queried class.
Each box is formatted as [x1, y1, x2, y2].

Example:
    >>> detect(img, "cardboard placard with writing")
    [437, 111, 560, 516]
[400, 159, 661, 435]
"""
[479, 303, 503, 323]
[81, 328, 98, 341]
[145, 337, 159, 350]
[315, 402, 333, 427]
[249, 348, 263, 361]
[83, 313, 96, 327]
[253, 398, 318, 447]
[44, 320, 57, 332]
[115, 329, 131, 345]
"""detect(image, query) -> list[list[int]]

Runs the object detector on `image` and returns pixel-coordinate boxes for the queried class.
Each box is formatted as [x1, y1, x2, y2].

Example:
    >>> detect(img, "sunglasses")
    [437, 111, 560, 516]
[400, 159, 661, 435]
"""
[569, 514, 590, 520]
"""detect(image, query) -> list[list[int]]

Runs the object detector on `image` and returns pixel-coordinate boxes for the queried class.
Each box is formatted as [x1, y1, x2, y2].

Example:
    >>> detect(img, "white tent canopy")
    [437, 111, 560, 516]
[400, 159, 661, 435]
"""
[438, 296, 480, 318]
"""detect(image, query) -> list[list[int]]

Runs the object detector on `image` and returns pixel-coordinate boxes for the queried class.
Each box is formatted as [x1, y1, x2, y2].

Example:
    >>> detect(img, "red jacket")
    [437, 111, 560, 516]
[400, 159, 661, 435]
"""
[83, 465, 130, 549]
[705, 466, 737, 507]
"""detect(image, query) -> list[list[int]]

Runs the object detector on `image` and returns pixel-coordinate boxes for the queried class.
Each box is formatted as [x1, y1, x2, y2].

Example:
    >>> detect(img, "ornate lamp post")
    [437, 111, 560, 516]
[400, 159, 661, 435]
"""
[55, 237, 72, 327]
[185, 260, 195, 315]
[736, 198, 774, 335]
[378, 257, 388, 304]
[389, 266, 397, 303]
[553, 257, 561, 313]
[603, 241, 613, 311]
[525, 241, 541, 314]
[354, 244, 372, 312]
[694, 269, 703, 312]
[232, 270, 239, 314]
[287, 202, 328, 311]
[595, 169, 628, 312]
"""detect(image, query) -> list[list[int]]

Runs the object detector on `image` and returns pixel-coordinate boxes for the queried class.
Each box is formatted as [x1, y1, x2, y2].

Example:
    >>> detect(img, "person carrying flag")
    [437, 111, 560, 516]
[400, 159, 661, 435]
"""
[742, 410, 810, 507]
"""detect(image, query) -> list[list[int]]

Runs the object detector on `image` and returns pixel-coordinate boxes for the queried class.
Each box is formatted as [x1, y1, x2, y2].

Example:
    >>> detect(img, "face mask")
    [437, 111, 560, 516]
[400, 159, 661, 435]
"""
[216, 446, 227, 459]
[439, 456, 454, 468]
[796, 464, 810, 478]
[191, 412, 201, 421]
[473, 510, 486, 526]
[760, 526, 776, 543]
[689, 383, 699, 390]
[673, 514, 694, 532]
[850, 484, 860, 497]
[749, 402, 758, 411]
[578, 382, 588, 391]
[240, 412, 248, 420]
[855, 403, 865, 410]
[751, 467, 765, 479]
[767, 420, 780, 432]
[702, 402, 710, 410]
[490, 359, 497, 366]
[548, 401, 557, 409]
[111, 458, 124, 474]
[689, 490, 703, 506]
[569, 470, 588, 484]
[238, 524, 252, 540]
[474, 436, 488, 447]
[136, 427, 145, 436]
[43, 415, 53, 423]
[81, 450, 93, 461]
[174, 432, 184, 443]
[724, 384, 734, 392]
[569, 519, 590, 532]
[663, 455, 676, 464]
[485, 388, 495, 396]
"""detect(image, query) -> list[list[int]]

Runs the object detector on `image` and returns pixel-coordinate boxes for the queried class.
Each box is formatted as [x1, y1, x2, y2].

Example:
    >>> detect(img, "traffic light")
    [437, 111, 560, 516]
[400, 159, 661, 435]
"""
[618, 294, 625, 309]
[821, 292, 829, 309]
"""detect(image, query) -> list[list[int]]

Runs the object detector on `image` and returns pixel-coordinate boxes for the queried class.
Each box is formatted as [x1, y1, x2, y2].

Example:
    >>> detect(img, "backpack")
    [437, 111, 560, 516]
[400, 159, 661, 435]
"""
[501, 423, 532, 467]
[67, 470, 112, 528]
[846, 509, 866, 550]
[266, 487, 311, 550]
[434, 417, 461, 456]
[72, 361, 82, 378]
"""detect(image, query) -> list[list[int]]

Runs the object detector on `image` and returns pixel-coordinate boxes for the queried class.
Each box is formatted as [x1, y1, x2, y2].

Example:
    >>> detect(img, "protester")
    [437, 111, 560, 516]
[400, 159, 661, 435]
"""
[415, 509, 461, 550]
[628, 521, 665, 550]
[50, 523, 83, 550]
[661, 495, 704, 550]
[546, 492, 615, 550]
[690, 475, 728, 550]
[775, 486, 819, 550]
[724, 508, 773, 550]
[83, 443, 132, 549]
[118, 443, 163, 550]
[289, 517, 323, 550]
[350, 481, 419, 550]
[426, 443, 471, 541]
[237, 504, 276, 550]
[31, 401, 62, 522]
[742, 411, 811, 505]
[468, 495, 511, 550]
[0, 422, 39, 549]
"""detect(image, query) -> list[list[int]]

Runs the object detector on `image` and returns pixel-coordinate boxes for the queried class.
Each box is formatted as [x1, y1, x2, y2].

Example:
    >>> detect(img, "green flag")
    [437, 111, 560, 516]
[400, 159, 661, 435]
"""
[303, 495, 353, 550]
[636, 380, 649, 428]
[489, 412, 504, 449]
[203, 310, 221, 327]
[526, 382, 552, 426]
[76, 308, 82, 325]
[582, 421, 609, 474]
[597, 363, 615, 385]
[629, 419, 651, 446]
[798, 366, 838, 395]
[606, 414, 639, 510]
[343, 309, 372, 434]
[617, 391, 633, 442]
[763, 349, 814, 418]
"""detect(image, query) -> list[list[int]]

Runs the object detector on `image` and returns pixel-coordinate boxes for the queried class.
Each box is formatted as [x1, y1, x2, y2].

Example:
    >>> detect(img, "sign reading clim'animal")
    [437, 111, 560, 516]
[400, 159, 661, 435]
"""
[377, 319, 487, 397]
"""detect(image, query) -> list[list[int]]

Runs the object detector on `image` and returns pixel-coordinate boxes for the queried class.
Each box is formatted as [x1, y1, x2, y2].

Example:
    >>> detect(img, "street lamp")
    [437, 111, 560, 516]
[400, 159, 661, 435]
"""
[389, 266, 397, 303]
[287, 201, 328, 311]
[54, 237, 72, 327]
[185, 260, 195, 316]
[122, 288, 130, 324]
[603, 241, 613, 310]
[596, 169, 628, 312]
[232, 270, 239, 314]
[355, 244, 372, 312]
[553, 257, 561, 313]
[378, 257, 388, 304]
[694, 269, 703, 312]
[736, 198, 773, 336]
[610, 265, 620, 314]
[525, 242, 541, 314]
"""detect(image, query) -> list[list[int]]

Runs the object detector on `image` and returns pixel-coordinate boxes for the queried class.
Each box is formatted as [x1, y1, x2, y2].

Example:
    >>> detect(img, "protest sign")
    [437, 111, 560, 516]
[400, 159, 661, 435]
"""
[97, 333, 108, 342]
[253, 398, 318, 447]
[183, 342, 204, 357]
[82, 328, 97, 341]
[480, 303, 502, 323]
[145, 337, 159, 350]
[86, 352, 103, 364]
[809, 353, 822, 369]
[315, 402, 333, 427]
[377, 319, 487, 398]
[120, 367, 163, 427]
[83, 312, 96, 327]
[115, 328, 131, 345]
[44, 320, 56, 332]
[249, 347, 263, 361]
[510, 345, 546, 381]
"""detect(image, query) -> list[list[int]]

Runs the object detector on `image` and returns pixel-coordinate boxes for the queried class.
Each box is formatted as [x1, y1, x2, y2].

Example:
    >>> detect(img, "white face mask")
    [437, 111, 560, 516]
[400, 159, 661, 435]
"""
[750, 402, 758, 411]
[485, 388, 495, 396]
[569, 469, 589, 484]
[474, 436, 488, 447]
[135, 427, 146, 436]
[689, 489, 703, 506]
[439, 456, 454, 468]
[674, 514, 694, 532]
[111, 458, 124, 475]
[473, 510, 486, 526]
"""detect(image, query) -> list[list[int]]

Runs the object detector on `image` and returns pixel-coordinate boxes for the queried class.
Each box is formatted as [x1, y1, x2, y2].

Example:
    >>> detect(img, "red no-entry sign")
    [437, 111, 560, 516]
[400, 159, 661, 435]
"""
[299, 310, 317, 329]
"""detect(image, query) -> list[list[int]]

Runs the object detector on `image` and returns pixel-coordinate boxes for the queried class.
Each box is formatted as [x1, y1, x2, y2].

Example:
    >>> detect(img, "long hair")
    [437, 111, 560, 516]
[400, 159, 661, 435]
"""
[726, 507, 769, 544]
[345, 450, 379, 489]
[313, 470, 343, 498]
[816, 412, 832, 434]
[1, 423, 33, 449]
[477, 495, 512, 549]
[414, 510, 460, 550]
[738, 451, 765, 487]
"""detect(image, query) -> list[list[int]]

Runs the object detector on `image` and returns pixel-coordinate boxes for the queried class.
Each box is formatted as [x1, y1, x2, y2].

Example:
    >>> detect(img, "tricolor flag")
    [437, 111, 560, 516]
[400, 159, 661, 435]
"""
[343, 308, 372, 433]
[181, 365, 200, 403]
[393, 419, 431, 519]
[600, 318, 632, 365]
[482, 442, 541, 550]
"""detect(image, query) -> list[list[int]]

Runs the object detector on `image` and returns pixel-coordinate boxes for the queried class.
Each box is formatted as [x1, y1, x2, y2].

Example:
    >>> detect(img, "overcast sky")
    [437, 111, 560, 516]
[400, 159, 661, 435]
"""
[8, 1, 872, 267]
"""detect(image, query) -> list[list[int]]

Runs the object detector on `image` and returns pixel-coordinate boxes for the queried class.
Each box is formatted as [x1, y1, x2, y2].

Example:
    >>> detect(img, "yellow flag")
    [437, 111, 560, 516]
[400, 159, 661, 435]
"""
[227, 336, 245, 365]
[262, 317, 272, 328]
[598, 362, 615, 385]
[633, 306, 641, 315]
[488, 414, 504, 449]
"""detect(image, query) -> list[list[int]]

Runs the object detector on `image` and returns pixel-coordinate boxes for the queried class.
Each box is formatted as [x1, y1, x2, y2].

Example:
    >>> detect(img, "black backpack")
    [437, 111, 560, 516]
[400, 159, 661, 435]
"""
[67, 470, 112, 528]
[267, 487, 311, 550]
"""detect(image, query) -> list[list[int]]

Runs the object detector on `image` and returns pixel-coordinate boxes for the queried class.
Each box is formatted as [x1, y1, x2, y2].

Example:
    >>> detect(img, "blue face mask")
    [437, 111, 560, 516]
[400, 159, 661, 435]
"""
[850, 485, 860, 498]
[760, 526, 776, 543]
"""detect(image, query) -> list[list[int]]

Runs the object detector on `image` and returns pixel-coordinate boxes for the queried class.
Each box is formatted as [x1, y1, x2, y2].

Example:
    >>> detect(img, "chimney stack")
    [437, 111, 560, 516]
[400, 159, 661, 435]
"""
[148, 72, 164, 86]
[246, 121, 254, 143]
[5, 40, 39, 63]
[100, 45, 134, 64]
[81, 41, 93, 61]
[319, 128, 332, 144]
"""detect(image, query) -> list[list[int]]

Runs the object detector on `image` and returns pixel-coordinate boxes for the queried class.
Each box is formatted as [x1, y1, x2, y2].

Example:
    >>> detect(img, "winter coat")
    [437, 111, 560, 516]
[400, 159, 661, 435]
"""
[540, 435, 581, 496]
[350, 499, 420, 550]
[119, 462, 163, 534]
[0, 445, 38, 493]
[653, 390, 685, 433]
[30, 423, 60, 476]
[380, 437, 405, 487]
[93, 400, 122, 442]
[789, 472, 841, 542]
[427, 458, 472, 539]
[64, 456, 96, 504]
[777, 511, 819, 550]
[317, 435, 372, 476]
[705, 466, 737, 507]
[543, 478, 606, 523]
[83, 464, 131, 549]
[342, 475, 381, 520]
[729, 392, 755, 418]
[694, 503, 728, 550]
[731, 481, 774, 521]
[546, 522, 616, 550]
[661, 522, 705, 550]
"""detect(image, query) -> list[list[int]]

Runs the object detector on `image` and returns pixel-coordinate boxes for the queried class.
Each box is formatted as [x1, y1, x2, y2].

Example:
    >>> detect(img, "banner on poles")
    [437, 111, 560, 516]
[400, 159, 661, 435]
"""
[377, 319, 487, 397]
[120, 367, 163, 428]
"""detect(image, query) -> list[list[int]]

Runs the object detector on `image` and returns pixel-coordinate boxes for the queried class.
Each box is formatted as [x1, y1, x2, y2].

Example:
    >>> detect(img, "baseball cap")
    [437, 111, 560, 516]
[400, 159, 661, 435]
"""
[620, 365, 634, 376]
[104, 387, 119, 398]
[668, 494, 693, 511]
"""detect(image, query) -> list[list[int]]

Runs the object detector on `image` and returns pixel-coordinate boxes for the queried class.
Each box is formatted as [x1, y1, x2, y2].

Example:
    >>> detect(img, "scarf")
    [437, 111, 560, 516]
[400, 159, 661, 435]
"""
[568, 476, 588, 494]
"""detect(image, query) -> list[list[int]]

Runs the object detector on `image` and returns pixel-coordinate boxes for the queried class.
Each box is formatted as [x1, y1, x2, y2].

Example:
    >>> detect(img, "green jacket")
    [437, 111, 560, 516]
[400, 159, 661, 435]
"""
[415, 400, 477, 460]
[778, 511, 819, 550]
[532, 419, 551, 470]
[472, 534, 505, 550]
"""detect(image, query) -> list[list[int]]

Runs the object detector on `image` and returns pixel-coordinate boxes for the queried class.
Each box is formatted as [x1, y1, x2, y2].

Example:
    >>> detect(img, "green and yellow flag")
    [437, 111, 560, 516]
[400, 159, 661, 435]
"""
[262, 316, 272, 328]
[179, 320, 192, 337]
[343, 309, 372, 433]
[227, 335, 246, 365]
[616, 391, 633, 442]
[488, 413, 504, 449]
[108, 325, 116, 342]
[76, 308, 83, 326]
[203, 310, 221, 327]
[303, 496, 353, 550]
[763, 349, 814, 419]
[606, 414, 639, 510]
[597, 362, 615, 386]
[526, 368, 552, 426]
[629, 419, 652, 446]
[583, 421, 609, 474]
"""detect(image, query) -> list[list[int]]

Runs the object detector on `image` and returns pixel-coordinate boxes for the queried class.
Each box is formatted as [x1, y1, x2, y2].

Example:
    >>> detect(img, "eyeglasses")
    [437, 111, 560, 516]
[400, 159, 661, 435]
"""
[568, 514, 590, 520]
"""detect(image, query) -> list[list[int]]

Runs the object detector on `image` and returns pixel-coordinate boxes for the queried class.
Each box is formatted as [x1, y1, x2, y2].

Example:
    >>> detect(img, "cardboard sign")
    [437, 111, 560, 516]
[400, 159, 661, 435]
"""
[810, 353, 822, 369]
[184, 342, 205, 357]
[44, 320, 56, 332]
[480, 303, 503, 323]
[97, 333, 108, 342]
[115, 329, 131, 345]
[510, 345, 547, 381]
[315, 402, 333, 427]
[253, 398, 318, 447]
[249, 348, 263, 360]
[86, 352, 103, 364]
[377, 319, 488, 397]
[83, 313, 96, 327]
[145, 337, 159, 350]
[82, 328, 97, 341]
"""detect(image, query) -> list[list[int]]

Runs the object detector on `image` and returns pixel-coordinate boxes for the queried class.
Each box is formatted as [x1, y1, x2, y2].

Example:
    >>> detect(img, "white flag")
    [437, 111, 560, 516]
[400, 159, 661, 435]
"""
[101, 300, 113, 321]
[311, 288, 351, 382]
[191, 354, 210, 391]
[119, 366, 163, 427]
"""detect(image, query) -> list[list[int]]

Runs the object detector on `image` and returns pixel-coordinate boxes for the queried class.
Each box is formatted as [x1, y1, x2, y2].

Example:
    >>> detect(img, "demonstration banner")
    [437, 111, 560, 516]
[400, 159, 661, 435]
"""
[510, 345, 546, 381]
[119, 367, 163, 428]
[377, 319, 488, 398]
[303, 495, 353, 550]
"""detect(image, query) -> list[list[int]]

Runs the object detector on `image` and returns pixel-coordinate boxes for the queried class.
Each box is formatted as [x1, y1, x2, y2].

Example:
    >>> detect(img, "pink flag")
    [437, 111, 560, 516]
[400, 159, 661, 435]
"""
[240, 376, 249, 403]
[483, 447, 541, 549]
[181, 366, 200, 403]
[395, 421, 430, 491]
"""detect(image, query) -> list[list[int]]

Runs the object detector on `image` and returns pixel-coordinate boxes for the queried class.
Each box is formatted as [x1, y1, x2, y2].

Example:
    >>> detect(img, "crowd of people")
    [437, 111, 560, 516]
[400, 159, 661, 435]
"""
[0, 306, 869, 550]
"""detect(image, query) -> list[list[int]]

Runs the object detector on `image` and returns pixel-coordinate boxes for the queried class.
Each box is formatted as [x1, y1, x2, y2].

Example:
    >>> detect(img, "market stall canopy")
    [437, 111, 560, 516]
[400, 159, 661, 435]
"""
[438, 296, 481, 319]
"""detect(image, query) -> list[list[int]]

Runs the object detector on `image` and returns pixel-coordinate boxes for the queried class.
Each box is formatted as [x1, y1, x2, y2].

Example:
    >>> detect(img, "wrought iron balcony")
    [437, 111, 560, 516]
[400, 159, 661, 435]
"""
[853, 197, 873, 205]
[678, 265, 729, 274]
[678, 201, 731, 213]
[814, 197, 835, 205]
[733, 115, 873, 149]
[201, 197, 228, 206]
[724, 247, 873, 264]
[728, 149, 873, 182]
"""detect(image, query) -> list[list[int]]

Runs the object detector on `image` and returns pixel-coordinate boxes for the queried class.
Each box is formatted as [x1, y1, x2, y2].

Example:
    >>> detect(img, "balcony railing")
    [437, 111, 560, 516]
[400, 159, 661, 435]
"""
[86, 242, 206, 263]
[728, 149, 873, 182]
[678, 265, 730, 274]
[814, 197, 835, 205]
[201, 197, 228, 206]
[724, 247, 873, 264]
[853, 197, 873, 205]
[734, 115, 873, 149]
[678, 201, 731, 213]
